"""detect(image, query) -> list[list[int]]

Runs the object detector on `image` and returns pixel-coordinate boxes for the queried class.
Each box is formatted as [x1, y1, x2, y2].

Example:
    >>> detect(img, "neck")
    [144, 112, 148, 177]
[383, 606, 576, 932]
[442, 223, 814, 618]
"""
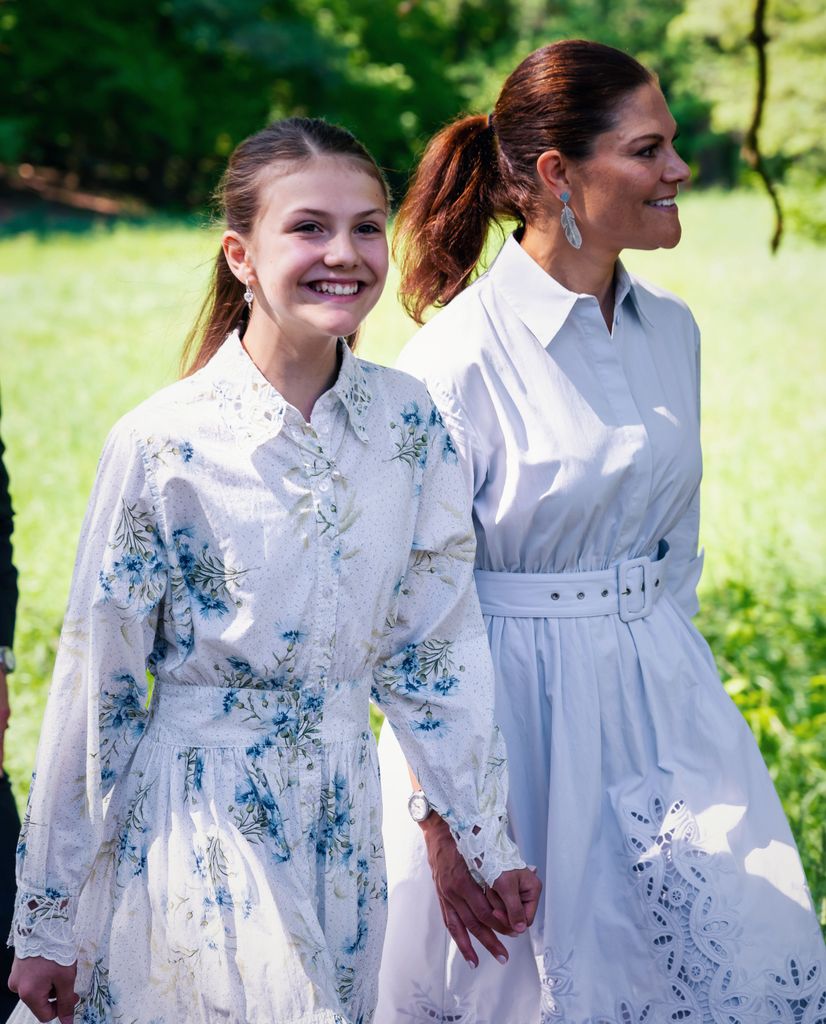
[242, 313, 341, 422]
[521, 222, 619, 329]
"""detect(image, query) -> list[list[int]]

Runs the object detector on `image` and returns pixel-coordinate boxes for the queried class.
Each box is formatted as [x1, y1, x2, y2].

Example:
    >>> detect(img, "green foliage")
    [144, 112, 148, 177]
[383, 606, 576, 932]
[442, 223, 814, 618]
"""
[698, 571, 826, 924]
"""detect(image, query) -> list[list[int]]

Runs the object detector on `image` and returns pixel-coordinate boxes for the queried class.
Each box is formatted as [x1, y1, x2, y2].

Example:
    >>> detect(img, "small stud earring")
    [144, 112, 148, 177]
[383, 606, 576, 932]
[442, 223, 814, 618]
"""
[243, 281, 254, 311]
[560, 191, 582, 250]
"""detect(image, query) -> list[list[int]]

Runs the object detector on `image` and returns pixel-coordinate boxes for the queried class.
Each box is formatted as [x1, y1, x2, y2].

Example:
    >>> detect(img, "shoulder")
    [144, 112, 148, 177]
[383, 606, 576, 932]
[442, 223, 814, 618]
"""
[101, 375, 204, 462]
[355, 357, 434, 411]
[629, 273, 700, 347]
[396, 276, 501, 393]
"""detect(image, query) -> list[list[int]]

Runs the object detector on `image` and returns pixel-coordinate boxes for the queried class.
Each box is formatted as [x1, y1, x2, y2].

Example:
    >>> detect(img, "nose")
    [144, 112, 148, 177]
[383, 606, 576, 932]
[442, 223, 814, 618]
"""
[323, 231, 359, 268]
[664, 144, 691, 185]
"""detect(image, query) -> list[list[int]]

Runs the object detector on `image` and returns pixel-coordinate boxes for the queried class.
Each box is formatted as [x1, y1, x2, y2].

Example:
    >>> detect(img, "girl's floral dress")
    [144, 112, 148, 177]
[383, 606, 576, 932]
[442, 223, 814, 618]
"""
[8, 333, 524, 1024]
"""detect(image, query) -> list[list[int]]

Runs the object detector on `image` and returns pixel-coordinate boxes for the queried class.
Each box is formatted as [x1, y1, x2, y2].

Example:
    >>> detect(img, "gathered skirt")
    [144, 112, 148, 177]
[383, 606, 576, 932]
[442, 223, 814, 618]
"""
[10, 682, 387, 1024]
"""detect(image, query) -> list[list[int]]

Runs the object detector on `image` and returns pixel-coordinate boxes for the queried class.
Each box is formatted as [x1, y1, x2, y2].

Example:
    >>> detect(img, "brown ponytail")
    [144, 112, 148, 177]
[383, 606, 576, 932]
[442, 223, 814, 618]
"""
[395, 39, 654, 324]
[181, 117, 390, 376]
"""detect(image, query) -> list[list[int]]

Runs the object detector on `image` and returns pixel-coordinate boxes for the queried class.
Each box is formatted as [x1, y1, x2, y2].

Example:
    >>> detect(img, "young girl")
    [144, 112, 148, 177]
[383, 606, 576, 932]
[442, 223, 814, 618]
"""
[7, 118, 539, 1024]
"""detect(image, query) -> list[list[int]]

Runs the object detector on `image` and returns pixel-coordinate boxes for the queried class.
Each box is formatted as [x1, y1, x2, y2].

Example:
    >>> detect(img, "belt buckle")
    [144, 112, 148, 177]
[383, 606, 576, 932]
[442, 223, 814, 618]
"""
[618, 556, 654, 623]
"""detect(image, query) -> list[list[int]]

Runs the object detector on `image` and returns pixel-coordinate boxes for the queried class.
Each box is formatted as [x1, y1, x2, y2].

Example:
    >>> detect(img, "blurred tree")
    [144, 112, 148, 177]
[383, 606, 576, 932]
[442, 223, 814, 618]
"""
[670, 0, 826, 238]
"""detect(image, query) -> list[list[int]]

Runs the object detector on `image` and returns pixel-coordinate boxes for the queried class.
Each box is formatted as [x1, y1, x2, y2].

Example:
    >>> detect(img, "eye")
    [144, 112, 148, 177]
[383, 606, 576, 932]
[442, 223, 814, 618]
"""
[637, 144, 658, 158]
[293, 221, 323, 233]
[355, 222, 383, 235]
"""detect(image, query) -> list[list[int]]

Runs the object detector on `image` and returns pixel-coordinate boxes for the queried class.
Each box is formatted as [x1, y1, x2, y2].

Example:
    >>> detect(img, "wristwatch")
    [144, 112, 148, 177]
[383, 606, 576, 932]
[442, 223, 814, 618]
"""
[0, 647, 15, 673]
[408, 789, 432, 823]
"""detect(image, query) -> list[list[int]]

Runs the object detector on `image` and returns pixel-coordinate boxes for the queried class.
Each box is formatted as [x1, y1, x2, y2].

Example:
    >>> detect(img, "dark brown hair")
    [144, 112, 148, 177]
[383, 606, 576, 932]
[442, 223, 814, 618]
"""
[181, 117, 390, 375]
[395, 39, 655, 323]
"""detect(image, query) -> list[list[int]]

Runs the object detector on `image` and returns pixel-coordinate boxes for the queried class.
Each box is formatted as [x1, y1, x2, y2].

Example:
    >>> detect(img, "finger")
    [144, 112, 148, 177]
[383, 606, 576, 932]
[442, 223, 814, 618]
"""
[442, 903, 478, 969]
[492, 874, 528, 933]
[519, 871, 543, 926]
[453, 901, 510, 963]
[18, 986, 58, 1023]
[460, 884, 515, 936]
[55, 972, 79, 1024]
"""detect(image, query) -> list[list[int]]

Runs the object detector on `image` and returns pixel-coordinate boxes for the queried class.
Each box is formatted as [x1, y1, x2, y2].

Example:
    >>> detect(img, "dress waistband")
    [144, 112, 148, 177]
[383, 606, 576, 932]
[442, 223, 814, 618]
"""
[146, 680, 371, 749]
[474, 541, 669, 622]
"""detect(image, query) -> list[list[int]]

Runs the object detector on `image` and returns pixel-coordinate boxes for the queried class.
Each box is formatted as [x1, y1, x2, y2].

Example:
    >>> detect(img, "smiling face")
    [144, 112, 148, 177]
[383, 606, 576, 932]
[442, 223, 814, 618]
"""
[242, 154, 389, 347]
[566, 82, 691, 256]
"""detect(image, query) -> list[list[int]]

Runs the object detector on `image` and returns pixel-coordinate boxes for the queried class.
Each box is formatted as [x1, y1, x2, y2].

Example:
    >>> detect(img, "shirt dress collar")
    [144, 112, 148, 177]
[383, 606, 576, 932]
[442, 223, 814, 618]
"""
[487, 234, 651, 348]
[204, 330, 374, 446]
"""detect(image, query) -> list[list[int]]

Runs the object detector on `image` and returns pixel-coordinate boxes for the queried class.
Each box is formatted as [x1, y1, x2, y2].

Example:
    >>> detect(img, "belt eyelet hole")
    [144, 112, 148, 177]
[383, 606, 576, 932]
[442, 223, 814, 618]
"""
[577, 592, 585, 600]
[601, 589, 609, 598]
[654, 579, 660, 587]
[551, 592, 560, 600]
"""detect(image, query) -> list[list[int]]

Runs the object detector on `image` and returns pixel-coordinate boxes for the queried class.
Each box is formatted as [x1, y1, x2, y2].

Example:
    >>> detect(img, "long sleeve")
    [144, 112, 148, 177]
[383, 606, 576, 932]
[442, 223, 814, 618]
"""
[10, 421, 168, 963]
[0, 408, 18, 649]
[663, 320, 704, 619]
[371, 400, 524, 887]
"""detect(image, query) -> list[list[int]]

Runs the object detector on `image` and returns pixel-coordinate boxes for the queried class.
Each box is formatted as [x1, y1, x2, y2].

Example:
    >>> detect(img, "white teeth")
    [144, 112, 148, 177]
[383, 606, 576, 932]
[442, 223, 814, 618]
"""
[647, 198, 676, 207]
[311, 281, 359, 295]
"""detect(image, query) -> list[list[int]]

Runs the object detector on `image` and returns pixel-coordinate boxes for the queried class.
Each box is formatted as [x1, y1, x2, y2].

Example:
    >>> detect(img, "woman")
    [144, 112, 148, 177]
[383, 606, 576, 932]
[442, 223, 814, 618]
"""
[6, 118, 538, 1024]
[377, 40, 826, 1022]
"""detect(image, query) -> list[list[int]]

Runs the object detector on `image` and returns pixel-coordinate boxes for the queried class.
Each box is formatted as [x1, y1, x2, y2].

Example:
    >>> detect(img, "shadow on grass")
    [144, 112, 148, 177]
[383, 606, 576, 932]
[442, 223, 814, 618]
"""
[698, 570, 826, 926]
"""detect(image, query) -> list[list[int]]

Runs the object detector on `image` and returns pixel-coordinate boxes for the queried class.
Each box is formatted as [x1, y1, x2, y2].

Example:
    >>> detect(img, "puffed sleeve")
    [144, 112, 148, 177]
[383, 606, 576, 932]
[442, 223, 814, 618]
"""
[371, 400, 524, 887]
[10, 421, 168, 964]
[663, 319, 704, 619]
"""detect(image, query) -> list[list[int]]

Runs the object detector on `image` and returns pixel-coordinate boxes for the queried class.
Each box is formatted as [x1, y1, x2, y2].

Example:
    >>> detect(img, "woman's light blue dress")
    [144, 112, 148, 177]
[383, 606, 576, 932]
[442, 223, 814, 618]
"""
[377, 236, 826, 1023]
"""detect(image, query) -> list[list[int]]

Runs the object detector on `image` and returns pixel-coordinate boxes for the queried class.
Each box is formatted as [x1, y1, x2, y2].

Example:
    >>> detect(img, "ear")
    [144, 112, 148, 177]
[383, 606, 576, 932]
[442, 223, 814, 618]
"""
[222, 230, 255, 285]
[535, 149, 571, 204]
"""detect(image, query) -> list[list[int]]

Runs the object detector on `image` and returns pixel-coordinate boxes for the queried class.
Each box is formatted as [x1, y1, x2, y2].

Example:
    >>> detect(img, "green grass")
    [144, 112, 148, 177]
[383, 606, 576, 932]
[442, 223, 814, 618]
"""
[1, 191, 824, 923]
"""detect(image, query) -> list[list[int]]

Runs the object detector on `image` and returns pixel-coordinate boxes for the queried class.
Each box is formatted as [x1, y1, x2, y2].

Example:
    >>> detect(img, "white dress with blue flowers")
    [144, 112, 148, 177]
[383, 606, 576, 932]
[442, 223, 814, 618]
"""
[8, 333, 523, 1024]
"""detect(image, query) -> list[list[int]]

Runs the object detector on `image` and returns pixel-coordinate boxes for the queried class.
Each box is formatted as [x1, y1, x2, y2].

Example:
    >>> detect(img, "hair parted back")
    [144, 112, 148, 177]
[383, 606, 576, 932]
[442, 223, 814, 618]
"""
[394, 39, 655, 323]
[181, 117, 390, 376]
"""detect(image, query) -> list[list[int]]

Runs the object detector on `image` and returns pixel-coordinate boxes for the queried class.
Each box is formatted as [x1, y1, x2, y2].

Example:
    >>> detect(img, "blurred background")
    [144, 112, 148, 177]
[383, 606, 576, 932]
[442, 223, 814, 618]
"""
[0, 0, 824, 927]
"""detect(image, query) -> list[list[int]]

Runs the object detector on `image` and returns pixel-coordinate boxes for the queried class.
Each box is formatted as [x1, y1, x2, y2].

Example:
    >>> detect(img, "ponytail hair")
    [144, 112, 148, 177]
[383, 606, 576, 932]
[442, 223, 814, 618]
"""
[181, 117, 390, 376]
[395, 39, 654, 324]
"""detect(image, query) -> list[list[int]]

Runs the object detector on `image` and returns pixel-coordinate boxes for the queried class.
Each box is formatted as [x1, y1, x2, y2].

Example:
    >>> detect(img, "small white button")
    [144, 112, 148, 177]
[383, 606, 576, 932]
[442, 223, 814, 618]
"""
[319, 480, 330, 493]
[331, 469, 342, 481]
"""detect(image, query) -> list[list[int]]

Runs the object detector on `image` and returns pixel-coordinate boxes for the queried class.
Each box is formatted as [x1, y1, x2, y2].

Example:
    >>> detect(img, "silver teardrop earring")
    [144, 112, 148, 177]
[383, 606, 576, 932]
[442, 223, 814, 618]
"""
[560, 191, 582, 250]
[243, 280, 254, 312]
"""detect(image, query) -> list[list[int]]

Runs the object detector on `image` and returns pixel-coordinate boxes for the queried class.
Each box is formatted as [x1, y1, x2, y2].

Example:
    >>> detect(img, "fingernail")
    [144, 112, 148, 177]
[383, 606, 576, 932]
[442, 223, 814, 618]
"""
[496, 954, 508, 964]
[528, 864, 538, 871]
[515, 922, 527, 932]
[466, 958, 478, 969]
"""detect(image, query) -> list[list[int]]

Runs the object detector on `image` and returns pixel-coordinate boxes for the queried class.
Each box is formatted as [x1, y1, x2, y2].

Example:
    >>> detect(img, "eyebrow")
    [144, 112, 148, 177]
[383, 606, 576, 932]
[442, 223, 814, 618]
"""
[290, 207, 387, 218]
[627, 128, 680, 145]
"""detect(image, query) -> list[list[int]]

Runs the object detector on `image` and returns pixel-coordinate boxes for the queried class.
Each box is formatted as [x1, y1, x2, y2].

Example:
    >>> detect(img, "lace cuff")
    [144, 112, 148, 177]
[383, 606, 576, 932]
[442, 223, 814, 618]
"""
[451, 815, 526, 889]
[9, 886, 78, 965]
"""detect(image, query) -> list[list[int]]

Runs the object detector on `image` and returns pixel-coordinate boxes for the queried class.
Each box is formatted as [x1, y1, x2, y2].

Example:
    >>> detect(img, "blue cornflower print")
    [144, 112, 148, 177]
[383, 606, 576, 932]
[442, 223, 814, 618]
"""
[442, 432, 459, 464]
[196, 590, 229, 618]
[413, 715, 445, 734]
[223, 690, 238, 714]
[281, 629, 306, 644]
[179, 441, 194, 462]
[400, 402, 423, 426]
[434, 675, 459, 695]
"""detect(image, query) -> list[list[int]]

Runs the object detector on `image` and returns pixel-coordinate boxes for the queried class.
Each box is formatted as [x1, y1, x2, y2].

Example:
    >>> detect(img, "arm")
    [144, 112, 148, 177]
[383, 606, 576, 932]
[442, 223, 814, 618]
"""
[9, 423, 167, 975]
[372, 398, 539, 959]
[664, 320, 703, 619]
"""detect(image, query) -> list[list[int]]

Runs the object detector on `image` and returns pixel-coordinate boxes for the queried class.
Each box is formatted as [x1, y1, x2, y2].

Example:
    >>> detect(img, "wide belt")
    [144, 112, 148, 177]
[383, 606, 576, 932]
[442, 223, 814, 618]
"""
[474, 541, 669, 622]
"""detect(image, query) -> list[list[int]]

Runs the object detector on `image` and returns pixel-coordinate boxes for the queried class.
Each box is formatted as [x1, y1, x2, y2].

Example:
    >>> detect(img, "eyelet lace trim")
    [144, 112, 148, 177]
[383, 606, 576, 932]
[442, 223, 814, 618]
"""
[452, 816, 525, 889]
[539, 793, 826, 1023]
[9, 886, 77, 966]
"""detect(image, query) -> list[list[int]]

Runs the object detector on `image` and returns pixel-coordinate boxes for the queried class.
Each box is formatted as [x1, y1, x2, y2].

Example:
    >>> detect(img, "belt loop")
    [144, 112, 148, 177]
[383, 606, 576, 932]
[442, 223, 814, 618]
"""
[618, 556, 655, 622]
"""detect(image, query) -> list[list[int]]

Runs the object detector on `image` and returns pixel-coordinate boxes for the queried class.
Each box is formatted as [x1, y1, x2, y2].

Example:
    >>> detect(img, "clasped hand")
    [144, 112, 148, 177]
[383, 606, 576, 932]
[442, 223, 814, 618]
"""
[420, 812, 541, 968]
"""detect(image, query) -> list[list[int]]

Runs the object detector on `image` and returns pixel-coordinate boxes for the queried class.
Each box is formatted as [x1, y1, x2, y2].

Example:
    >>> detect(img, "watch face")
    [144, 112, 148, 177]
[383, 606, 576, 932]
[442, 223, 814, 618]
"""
[0, 648, 13, 672]
[408, 791, 431, 822]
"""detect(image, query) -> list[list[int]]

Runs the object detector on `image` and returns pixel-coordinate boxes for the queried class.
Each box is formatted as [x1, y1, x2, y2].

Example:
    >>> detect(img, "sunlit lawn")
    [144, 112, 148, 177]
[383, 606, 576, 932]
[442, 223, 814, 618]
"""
[1, 190, 824, 920]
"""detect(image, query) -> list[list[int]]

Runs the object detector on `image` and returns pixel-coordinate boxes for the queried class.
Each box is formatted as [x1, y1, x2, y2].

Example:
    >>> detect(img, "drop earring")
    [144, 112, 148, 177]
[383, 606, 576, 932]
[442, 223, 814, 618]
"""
[560, 192, 582, 250]
[243, 280, 254, 312]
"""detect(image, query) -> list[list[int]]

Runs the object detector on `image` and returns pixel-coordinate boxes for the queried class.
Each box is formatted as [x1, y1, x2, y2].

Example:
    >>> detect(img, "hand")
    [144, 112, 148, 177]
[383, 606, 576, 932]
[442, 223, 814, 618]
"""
[419, 813, 540, 968]
[8, 954, 78, 1023]
[0, 666, 9, 775]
